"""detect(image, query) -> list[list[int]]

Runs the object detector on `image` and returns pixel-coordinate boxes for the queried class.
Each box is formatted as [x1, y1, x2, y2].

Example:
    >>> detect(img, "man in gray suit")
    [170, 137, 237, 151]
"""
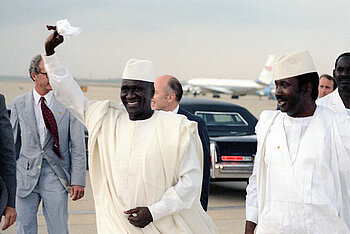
[10, 54, 86, 234]
[0, 93, 17, 231]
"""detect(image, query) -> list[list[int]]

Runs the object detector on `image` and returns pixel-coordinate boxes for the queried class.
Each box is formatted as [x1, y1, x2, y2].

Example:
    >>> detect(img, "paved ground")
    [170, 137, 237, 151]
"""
[3, 174, 248, 234]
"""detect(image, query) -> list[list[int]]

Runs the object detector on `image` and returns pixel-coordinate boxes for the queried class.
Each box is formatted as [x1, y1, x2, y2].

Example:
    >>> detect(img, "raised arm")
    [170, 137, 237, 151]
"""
[43, 26, 87, 124]
[45, 25, 63, 56]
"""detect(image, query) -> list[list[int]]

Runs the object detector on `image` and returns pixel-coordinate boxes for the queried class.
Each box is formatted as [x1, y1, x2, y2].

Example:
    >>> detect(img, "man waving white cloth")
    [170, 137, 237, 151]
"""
[42, 26, 218, 234]
[245, 51, 350, 234]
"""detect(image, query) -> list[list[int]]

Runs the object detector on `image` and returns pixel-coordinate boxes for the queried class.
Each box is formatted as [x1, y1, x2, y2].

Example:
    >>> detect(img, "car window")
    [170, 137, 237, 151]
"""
[195, 111, 248, 126]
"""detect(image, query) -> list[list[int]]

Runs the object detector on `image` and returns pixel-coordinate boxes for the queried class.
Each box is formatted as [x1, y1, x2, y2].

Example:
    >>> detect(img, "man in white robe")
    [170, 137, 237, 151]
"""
[42, 27, 218, 233]
[245, 51, 350, 233]
[317, 52, 350, 116]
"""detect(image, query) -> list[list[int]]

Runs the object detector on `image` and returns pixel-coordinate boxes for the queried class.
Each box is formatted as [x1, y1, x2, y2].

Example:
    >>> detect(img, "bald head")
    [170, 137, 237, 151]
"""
[152, 75, 183, 111]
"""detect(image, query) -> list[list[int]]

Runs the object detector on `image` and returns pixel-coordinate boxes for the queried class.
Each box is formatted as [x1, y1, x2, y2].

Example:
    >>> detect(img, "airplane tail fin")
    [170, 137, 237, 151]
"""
[255, 55, 276, 85]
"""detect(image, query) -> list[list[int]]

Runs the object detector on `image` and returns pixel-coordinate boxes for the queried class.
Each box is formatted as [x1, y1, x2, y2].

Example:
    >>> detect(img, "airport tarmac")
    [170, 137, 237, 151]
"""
[4, 174, 248, 234]
[1, 81, 278, 233]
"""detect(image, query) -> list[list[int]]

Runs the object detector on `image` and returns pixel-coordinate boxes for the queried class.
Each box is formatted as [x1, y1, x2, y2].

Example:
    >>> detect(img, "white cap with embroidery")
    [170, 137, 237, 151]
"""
[122, 59, 156, 83]
[274, 50, 316, 81]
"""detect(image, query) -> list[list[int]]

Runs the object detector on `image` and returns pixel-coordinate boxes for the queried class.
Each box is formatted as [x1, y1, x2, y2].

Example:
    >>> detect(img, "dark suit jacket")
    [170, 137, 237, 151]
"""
[178, 106, 210, 211]
[0, 94, 16, 211]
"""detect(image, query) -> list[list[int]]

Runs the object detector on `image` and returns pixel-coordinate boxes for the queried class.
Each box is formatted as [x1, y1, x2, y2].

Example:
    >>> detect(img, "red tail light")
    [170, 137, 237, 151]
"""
[221, 156, 244, 161]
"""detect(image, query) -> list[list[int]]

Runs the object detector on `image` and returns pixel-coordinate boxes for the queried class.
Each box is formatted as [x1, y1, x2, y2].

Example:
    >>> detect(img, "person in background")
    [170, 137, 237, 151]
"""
[0, 93, 16, 231]
[318, 74, 336, 98]
[317, 52, 350, 115]
[152, 75, 211, 211]
[11, 54, 86, 234]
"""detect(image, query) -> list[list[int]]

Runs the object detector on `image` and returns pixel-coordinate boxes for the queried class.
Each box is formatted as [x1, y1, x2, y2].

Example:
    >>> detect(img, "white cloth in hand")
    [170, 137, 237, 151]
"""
[56, 19, 81, 38]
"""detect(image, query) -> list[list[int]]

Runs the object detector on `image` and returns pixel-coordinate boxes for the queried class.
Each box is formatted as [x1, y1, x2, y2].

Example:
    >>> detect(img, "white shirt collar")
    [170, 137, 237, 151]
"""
[33, 89, 54, 106]
[172, 105, 180, 114]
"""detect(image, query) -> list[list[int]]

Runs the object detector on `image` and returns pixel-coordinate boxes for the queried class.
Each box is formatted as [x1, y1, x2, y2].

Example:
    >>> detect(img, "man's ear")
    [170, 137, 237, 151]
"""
[30, 72, 37, 82]
[168, 93, 176, 102]
[302, 82, 312, 96]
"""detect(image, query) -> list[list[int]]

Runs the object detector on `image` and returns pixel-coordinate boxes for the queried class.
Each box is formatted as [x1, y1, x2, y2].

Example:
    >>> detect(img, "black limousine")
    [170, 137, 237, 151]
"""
[180, 97, 258, 181]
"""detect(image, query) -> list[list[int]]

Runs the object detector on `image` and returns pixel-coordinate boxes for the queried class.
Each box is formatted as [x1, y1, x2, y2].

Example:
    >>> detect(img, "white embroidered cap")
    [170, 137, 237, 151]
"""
[122, 59, 156, 83]
[274, 50, 316, 81]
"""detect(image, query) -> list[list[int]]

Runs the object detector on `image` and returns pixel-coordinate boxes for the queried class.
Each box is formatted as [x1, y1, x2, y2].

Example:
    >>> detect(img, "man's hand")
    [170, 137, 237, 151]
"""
[45, 25, 64, 56]
[245, 220, 257, 234]
[0, 206, 16, 231]
[70, 185, 85, 201]
[124, 207, 153, 228]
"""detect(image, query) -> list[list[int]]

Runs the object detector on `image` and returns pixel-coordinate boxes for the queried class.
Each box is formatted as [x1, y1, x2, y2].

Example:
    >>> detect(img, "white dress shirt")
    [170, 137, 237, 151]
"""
[32, 89, 54, 148]
[283, 114, 312, 163]
[172, 105, 179, 114]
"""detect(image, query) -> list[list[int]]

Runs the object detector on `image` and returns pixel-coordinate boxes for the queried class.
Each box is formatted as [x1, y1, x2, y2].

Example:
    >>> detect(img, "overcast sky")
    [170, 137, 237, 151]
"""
[0, 1, 349, 80]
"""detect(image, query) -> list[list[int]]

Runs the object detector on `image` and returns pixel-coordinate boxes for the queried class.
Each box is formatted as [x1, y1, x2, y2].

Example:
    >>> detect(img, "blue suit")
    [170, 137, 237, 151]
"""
[11, 91, 86, 234]
[178, 106, 210, 211]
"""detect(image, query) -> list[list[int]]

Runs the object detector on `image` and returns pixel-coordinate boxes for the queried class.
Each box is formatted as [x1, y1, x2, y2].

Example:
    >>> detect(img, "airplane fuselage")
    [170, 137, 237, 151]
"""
[188, 78, 264, 96]
[186, 55, 276, 98]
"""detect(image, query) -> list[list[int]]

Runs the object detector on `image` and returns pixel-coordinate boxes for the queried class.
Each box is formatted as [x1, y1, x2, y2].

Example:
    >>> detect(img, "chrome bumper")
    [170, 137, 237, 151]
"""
[210, 141, 254, 179]
[210, 162, 254, 179]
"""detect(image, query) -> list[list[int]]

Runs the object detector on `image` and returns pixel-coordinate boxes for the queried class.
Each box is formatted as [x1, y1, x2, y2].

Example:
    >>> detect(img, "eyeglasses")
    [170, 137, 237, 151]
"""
[38, 72, 48, 76]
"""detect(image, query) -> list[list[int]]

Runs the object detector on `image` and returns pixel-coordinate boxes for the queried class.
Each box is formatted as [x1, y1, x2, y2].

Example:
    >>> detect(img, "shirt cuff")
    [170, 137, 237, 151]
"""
[246, 205, 258, 224]
[147, 200, 169, 222]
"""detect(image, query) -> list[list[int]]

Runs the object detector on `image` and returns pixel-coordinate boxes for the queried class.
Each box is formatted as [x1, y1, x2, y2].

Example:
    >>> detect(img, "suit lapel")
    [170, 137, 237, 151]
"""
[22, 92, 41, 147]
[42, 96, 67, 148]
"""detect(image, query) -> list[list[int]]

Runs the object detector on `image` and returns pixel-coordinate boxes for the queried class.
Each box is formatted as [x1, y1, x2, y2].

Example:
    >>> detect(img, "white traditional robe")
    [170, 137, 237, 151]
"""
[246, 107, 350, 233]
[42, 54, 218, 233]
[316, 88, 349, 115]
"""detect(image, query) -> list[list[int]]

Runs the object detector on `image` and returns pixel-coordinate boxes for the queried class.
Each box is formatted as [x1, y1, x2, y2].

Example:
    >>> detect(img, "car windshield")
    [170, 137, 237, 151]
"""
[195, 111, 248, 126]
